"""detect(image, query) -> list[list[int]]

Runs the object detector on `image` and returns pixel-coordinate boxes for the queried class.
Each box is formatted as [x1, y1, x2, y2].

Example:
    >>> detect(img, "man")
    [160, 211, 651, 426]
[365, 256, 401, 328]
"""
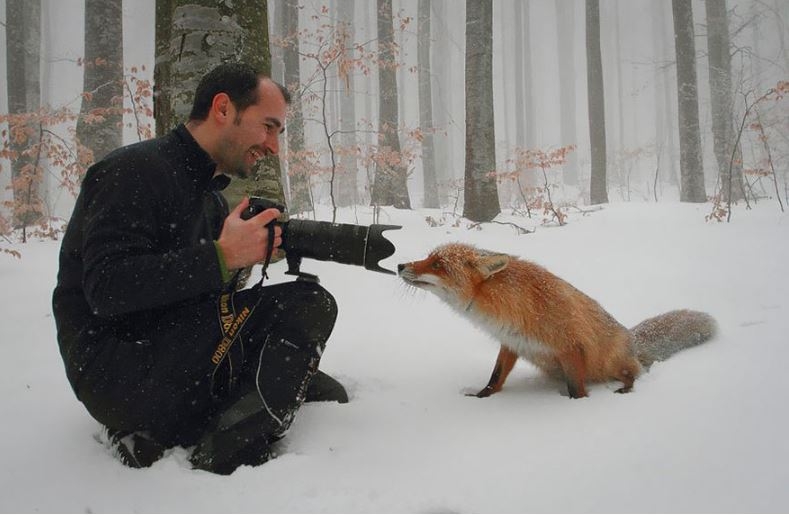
[53, 63, 346, 475]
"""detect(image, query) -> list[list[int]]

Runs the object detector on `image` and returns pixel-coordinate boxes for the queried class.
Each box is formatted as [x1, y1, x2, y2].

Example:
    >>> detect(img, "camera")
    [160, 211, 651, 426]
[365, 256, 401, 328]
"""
[241, 197, 401, 278]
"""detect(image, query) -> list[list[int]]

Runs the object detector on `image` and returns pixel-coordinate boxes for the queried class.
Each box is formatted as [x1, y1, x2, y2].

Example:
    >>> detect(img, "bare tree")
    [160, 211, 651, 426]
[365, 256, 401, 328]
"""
[463, 0, 499, 221]
[418, 0, 439, 209]
[5, 0, 42, 226]
[512, 1, 526, 150]
[76, 0, 123, 164]
[430, 0, 455, 206]
[154, 0, 174, 138]
[612, 1, 626, 161]
[280, 0, 312, 214]
[672, 0, 707, 202]
[336, 0, 359, 208]
[586, 0, 608, 204]
[705, 0, 744, 202]
[652, 0, 679, 193]
[371, 0, 411, 209]
[556, 0, 579, 186]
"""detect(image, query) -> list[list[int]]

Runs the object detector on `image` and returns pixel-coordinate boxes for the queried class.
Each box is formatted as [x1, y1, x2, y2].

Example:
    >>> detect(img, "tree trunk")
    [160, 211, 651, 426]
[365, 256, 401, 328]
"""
[154, 0, 175, 138]
[654, 0, 679, 187]
[672, 0, 706, 202]
[418, 0, 439, 209]
[154, 0, 286, 209]
[513, 0, 525, 150]
[613, 0, 626, 159]
[280, 0, 312, 214]
[431, 0, 453, 206]
[269, 0, 285, 86]
[463, 0, 499, 222]
[268, 0, 290, 195]
[76, 0, 124, 165]
[360, 0, 376, 204]
[5, 0, 42, 227]
[371, 0, 411, 209]
[522, 2, 536, 153]
[705, 0, 744, 202]
[652, 0, 667, 195]
[556, 0, 579, 186]
[586, 0, 608, 204]
[337, 0, 358, 208]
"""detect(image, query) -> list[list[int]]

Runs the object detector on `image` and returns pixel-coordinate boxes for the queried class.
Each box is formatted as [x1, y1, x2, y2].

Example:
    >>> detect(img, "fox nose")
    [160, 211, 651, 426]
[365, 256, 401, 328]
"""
[397, 263, 405, 274]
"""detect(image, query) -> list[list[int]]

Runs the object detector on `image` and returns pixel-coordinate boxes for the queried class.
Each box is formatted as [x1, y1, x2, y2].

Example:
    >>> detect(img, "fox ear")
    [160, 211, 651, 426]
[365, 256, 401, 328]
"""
[477, 254, 510, 279]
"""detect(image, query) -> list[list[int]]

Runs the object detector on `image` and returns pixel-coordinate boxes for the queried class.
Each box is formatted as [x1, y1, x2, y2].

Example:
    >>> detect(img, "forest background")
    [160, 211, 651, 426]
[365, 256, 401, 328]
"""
[1, 0, 788, 239]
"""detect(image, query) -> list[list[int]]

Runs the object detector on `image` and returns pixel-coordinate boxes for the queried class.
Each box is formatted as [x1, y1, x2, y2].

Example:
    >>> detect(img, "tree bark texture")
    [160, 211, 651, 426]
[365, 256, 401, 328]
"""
[337, 0, 359, 208]
[672, 0, 707, 202]
[418, 0, 439, 209]
[76, 0, 124, 164]
[154, 0, 175, 137]
[5, 0, 42, 226]
[556, 0, 579, 186]
[463, 0, 500, 222]
[705, 0, 744, 201]
[430, 0, 453, 206]
[281, 0, 312, 213]
[586, 0, 609, 204]
[371, 0, 411, 209]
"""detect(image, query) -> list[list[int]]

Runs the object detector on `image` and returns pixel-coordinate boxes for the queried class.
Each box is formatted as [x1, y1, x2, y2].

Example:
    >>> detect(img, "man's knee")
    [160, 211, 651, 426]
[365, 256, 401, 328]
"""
[291, 280, 336, 311]
[303, 282, 338, 323]
[276, 281, 337, 333]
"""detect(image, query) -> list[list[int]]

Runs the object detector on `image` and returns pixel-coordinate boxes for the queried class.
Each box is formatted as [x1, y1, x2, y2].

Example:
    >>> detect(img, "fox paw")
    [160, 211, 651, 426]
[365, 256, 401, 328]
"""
[466, 386, 495, 398]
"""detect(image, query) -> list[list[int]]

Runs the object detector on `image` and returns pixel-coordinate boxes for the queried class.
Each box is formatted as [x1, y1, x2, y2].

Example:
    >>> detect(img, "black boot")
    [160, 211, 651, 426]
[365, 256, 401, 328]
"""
[305, 370, 349, 403]
[101, 427, 167, 468]
[189, 390, 277, 475]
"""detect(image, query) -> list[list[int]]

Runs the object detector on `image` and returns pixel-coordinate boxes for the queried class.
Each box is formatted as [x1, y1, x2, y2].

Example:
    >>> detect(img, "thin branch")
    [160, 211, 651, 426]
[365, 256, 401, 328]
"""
[566, 205, 605, 215]
[467, 220, 535, 235]
[123, 78, 145, 142]
[41, 129, 78, 161]
[754, 107, 786, 212]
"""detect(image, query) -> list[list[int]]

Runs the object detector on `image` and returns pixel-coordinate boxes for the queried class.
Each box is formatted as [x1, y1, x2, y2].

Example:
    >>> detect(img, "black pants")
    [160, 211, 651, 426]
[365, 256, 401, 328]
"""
[78, 280, 337, 448]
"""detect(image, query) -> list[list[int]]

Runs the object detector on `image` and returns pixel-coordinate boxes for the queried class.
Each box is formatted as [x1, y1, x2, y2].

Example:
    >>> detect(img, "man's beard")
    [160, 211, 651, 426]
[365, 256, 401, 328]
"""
[223, 146, 258, 179]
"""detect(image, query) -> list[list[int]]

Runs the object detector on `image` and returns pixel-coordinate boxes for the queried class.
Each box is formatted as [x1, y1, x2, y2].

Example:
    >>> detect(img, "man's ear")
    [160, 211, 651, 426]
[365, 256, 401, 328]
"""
[477, 254, 509, 279]
[212, 93, 232, 123]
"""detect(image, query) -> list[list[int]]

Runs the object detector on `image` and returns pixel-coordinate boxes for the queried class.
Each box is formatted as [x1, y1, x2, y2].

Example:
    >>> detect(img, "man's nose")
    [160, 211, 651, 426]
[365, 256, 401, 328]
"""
[265, 134, 280, 156]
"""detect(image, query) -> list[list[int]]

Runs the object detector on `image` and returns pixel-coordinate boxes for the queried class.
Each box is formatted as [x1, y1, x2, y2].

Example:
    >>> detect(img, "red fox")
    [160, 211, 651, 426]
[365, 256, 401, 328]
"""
[398, 243, 717, 398]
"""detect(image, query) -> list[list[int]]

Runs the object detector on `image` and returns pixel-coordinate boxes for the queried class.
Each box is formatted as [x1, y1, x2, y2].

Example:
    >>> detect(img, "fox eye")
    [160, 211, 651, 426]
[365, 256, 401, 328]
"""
[431, 262, 442, 270]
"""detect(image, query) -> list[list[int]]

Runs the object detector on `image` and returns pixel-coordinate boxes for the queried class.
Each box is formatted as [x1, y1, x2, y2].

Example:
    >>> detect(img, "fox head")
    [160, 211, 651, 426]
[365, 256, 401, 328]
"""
[398, 243, 510, 305]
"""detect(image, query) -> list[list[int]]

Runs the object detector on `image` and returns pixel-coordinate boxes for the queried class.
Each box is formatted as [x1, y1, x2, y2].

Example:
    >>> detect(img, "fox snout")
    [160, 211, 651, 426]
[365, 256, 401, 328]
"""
[397, 260, 438, 290]
[397, 261, 420, 283]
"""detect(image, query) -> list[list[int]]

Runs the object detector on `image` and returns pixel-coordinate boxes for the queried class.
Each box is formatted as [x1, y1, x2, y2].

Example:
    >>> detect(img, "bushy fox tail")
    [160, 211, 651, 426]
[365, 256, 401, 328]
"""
[630, 309, 717, 367]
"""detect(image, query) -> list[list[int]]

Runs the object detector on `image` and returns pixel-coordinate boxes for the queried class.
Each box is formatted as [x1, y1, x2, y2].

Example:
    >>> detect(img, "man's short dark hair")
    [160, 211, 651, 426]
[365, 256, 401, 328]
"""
[189, 62, 291, 121]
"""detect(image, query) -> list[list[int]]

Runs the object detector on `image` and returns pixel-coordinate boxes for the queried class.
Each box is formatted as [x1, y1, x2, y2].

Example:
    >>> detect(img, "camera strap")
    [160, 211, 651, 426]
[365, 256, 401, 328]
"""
[209, 224, 277, 397]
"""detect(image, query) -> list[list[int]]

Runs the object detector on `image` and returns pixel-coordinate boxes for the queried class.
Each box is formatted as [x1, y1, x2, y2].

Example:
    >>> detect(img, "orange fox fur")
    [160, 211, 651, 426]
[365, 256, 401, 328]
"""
[398, 243, 717, 398]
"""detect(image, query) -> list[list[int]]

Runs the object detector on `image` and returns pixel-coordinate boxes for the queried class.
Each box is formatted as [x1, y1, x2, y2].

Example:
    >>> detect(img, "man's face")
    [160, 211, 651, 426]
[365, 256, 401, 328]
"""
[217, 79, 287, 179]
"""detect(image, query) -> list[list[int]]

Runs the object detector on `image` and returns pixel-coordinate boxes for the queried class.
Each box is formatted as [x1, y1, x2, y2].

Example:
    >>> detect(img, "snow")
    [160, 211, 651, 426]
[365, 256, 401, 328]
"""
[1, 201, 788, 512]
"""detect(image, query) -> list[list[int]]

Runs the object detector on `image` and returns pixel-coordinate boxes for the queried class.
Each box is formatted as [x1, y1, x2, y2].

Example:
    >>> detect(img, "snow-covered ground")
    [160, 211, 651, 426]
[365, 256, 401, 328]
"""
[1, 201, 787, 512]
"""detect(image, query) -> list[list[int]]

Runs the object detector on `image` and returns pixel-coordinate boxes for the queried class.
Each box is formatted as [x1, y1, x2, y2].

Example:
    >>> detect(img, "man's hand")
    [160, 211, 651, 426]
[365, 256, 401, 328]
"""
[216, 197, 283, 270]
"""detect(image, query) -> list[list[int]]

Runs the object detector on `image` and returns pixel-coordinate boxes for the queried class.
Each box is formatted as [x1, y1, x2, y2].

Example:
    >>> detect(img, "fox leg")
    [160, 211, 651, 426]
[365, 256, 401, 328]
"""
[559, 348, 588, 398]
[469, 345, 518, 398]
[614, 358, 640, 394]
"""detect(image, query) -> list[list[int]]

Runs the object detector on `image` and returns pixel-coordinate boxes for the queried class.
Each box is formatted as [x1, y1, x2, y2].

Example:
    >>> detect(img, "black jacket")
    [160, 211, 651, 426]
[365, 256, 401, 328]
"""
[53, 124, 230, 396]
